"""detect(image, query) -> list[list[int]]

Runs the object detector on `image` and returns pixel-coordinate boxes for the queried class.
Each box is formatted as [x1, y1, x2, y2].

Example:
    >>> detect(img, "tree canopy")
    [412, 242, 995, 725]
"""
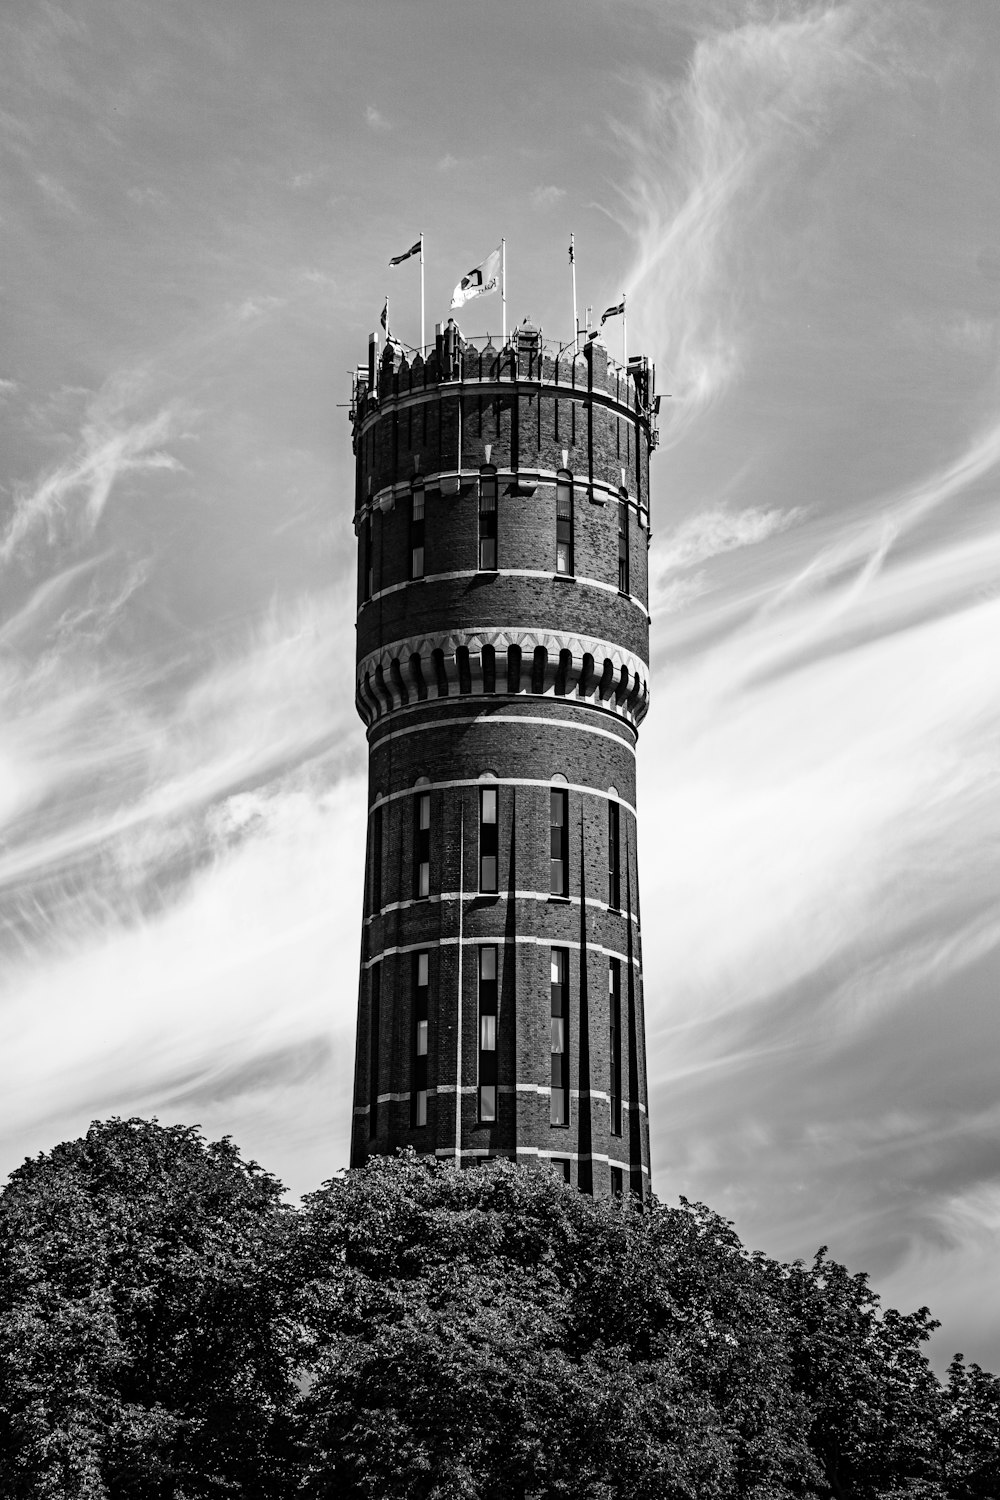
[0, 1120, 996, 1499]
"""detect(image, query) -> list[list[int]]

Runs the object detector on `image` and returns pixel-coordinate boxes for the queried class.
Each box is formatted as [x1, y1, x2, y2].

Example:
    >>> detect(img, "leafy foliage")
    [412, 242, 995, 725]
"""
[0, 1118, 296, 1498]
[1, 1125, 997, 1499]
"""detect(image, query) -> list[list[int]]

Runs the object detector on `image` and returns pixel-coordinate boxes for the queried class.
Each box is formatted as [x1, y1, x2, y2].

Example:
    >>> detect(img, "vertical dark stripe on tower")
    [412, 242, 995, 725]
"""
[505, 786, 518, 1148]
[624, 823, 643, 1198]
[510, 386, 519, 475]
[577, 812, 593, 1194]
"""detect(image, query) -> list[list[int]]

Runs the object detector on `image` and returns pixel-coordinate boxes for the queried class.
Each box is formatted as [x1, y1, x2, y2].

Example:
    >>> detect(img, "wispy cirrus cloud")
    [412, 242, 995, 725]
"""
[530, 184, 566, 209]
[0, 406, 182, 568]
[0, 568, 362, 1190]
[658, 503, 804, 572]
[616, 2, 906, 437]
[365, 103, 391, 132]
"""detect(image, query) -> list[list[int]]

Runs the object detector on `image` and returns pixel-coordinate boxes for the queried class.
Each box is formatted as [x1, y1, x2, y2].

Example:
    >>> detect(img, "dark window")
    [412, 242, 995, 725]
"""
[608, 800, 621, 911]
[552, 1157, 571, 1184]
[414, 791, 430, 899]
[479, 784, 498, 893]
[363, 512, 373, 601]
[550, 948, 569, 1126]
[556, 473, 573, 575]
[479, 469, 498, 570]
[618, 500, 630, 594]
[410, 488, 425, 579]
[610, 1166, 624, 1196]
[479, 946, 498, 1122]
[371, 805, 383, 914]
[609, 959, 622, 1138]
[412, 951, 429, 1128]
[368, 962, 381, 1139]
[549, 786, 568, 896]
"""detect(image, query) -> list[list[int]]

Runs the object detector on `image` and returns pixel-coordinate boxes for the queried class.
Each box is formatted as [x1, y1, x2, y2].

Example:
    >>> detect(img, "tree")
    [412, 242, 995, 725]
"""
[782, 1249, 947, 1498]
[0, 1117, 295, 1498]
[939, 1354, 1000, 1498]
[291, 1153, 821, 1499]
[4, 1126, 996, 1499]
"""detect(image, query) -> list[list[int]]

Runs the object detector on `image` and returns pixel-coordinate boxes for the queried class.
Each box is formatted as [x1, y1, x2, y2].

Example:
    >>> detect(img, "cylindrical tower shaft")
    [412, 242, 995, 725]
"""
[349, 321, 657, 1196]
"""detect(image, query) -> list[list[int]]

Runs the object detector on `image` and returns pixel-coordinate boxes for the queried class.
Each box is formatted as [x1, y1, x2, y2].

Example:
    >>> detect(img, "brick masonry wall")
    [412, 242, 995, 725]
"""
[349, 329, 654, 1193]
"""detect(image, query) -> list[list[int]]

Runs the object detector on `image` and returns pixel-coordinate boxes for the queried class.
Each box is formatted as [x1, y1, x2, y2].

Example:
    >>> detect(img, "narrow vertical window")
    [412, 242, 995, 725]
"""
[552, 1157, 571, 1184]
[609, 959, 622, 1138]
[556, 472, 573, 575]
[410, 487, 425, 579]
[550, 948, 569, 1126]
[371, 804, 383, 914]
[363, 512, 373, 601]
[608, 800, 621, 911]
[479, 468, 498, 570]
[478, 946, 498, 1122]
[549, 786, 568, 897]
[368, 961, 381, 1139]
[618, 499, 630, 594]
[412, 950, 429, 1128]
[414, 790, 431, 899]
[610, 1166, 624, 1196]
[479, 784, 498, 893]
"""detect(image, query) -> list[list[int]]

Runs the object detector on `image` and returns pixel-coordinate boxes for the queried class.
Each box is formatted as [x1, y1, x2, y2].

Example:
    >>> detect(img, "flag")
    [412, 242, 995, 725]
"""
[389, 238, 421, 267]
[568, 240, 574, 264]
[451, 246, 501, 308]
[380, 299, 388, 331]
[600, 298, 625, 325]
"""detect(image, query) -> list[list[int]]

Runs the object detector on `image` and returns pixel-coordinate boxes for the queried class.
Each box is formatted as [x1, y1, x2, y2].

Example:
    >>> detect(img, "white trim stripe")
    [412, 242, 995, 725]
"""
[369, 711, 637, 753]
[373, 775, 636, 815]
[366, 566, 648, 617]
[361, 933, 638, 971]
[355, 1089, 646, 1116]
[365, 888, 638, 927]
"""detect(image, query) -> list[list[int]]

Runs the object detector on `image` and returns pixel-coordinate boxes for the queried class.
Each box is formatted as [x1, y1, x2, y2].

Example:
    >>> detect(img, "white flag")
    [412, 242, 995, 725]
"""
[451, 246, 501, 309]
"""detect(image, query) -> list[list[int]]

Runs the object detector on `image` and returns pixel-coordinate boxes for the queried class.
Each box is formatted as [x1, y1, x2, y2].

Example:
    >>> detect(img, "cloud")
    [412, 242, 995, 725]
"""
[530, 184, 566, 209]
[658, 503, 804, 572]
[35, 173, 80, 215]
[365, 104, 391, 132]
[0, 406, 182, 568]
[615, 3, 903, 439]
[437, 153, 460, 172]
[233, 294, 286, 322]
[0, 555, 363, 1192]
[0, 767, 364, 1195]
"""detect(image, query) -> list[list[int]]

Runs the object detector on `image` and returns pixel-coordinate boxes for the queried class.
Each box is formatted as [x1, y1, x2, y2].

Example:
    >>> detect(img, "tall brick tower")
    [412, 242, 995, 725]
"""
[349, 317, 656, 1196]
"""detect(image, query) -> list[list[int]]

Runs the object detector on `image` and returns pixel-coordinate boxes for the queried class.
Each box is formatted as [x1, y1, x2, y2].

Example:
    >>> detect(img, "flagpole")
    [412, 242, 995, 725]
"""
[622, 292, 627, 366]
[501, 237, 507, 343]
[570, 233, 578, 349]
[420, 232, 425, 355]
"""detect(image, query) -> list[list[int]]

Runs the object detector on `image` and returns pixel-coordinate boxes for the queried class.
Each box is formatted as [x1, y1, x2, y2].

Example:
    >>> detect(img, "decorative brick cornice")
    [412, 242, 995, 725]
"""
[355, 625, 650, 730]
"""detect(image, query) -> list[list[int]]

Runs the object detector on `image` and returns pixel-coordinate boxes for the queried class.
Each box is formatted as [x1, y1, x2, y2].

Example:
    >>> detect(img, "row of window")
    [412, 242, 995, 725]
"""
[369, 787, 625, 909]
[361, 470, 632, 598]
[368, 949, 626, 1135]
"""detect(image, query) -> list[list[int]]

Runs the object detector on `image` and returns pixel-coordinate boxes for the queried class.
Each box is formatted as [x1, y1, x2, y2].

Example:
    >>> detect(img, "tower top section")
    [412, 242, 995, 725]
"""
[350, 323, 658, 468]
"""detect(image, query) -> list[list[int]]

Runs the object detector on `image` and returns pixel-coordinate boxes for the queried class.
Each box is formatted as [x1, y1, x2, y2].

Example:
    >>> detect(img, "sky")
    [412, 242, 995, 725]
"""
[1, 0, 999, 1372]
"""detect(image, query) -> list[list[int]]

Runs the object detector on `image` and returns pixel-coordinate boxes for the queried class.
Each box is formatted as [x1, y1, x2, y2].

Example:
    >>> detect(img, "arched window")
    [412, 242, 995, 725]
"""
[479, 465, 498, 571]
[412, 951, 429, 1128]
[556, 470, 574, 576]
[608, 797, 621, 911]
[549, 777, 569, 896]
[479, 774, 498, 894]
[413, 779, 431, 898]
[410, 482, 425, 580]
[617, 495, 630, 594]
